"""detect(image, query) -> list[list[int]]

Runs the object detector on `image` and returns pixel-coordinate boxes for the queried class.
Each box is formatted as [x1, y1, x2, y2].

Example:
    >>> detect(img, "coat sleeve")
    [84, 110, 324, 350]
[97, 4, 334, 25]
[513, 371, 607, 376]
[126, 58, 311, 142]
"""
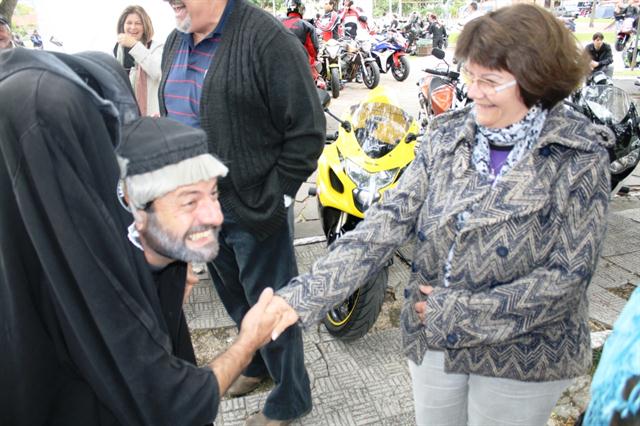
[277, 147, 432, 327]
[600, 44, 614, 67]
[423, 149, 611, 350]
[260, 28, 326, 197]
[129, 40, 164, 82]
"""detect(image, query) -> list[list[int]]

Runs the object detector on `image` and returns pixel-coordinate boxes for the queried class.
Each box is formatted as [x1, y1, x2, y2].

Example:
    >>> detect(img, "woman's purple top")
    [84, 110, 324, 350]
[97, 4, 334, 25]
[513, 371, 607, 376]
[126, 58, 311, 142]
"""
[489, 145, 512, 176]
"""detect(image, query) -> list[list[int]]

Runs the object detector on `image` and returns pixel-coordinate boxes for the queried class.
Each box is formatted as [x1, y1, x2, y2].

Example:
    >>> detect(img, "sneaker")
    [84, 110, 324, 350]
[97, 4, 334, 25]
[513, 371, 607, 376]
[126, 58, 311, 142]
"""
[227, 375, 265, 397]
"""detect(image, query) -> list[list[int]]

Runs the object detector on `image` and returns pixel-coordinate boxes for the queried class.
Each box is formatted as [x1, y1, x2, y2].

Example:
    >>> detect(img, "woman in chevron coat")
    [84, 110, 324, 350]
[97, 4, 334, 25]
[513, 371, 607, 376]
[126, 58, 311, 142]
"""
[277, 4, 614, 425]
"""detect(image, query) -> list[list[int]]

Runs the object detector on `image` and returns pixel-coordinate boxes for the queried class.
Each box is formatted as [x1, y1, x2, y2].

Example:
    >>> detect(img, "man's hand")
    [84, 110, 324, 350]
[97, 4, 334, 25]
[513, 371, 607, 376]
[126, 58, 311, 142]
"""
[209, 288, 281, 396]
[237, 288, 281, 352]
[267, 295, 299, 341]
[590, 60, 599, 70]
[414, 285, 433, 323]
[117, 33, 138, 49]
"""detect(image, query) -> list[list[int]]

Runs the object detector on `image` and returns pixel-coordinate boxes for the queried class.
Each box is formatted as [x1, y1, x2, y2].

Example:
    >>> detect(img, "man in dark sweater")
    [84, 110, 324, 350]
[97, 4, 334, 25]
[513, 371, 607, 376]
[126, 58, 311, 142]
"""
[586, 32, 614, 77]
[159, 0, 325, 425]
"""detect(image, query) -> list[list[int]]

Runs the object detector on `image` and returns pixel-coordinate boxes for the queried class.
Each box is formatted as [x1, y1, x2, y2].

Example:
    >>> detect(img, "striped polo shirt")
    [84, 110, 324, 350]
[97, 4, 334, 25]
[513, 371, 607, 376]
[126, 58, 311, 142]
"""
[164, 0, 235, 128]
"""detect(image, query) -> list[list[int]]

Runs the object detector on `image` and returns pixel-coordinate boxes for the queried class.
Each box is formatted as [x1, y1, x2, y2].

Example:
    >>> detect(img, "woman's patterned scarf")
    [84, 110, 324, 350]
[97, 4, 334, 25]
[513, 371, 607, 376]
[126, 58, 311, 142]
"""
[471, 104, 548, 180]
[443, 104, 548, 288]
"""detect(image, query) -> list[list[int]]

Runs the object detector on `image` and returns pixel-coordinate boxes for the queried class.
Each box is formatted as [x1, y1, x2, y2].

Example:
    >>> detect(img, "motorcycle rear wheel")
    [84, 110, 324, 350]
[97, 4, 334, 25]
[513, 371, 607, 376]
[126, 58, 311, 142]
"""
[362, 62, 380, 89]
[330, 68, 341, 99]
[391, 56, 410, 81]
[322, 267, 388, 341]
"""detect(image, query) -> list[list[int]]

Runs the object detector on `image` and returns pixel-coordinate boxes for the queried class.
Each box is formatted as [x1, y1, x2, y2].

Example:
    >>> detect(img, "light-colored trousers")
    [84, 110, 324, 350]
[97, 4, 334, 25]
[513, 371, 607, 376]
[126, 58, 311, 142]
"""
[408, 350, 573, 426]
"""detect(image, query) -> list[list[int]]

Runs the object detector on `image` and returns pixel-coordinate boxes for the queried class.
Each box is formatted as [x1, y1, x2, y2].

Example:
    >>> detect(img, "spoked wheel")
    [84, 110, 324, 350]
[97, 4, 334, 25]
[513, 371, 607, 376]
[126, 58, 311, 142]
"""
[362, 62, 380, 89]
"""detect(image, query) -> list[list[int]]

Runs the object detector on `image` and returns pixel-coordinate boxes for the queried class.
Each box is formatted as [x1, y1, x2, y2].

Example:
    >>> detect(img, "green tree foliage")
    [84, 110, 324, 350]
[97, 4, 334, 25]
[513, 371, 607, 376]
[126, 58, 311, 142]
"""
[0, 0, 18, 24]
[248, 0, 287, 14]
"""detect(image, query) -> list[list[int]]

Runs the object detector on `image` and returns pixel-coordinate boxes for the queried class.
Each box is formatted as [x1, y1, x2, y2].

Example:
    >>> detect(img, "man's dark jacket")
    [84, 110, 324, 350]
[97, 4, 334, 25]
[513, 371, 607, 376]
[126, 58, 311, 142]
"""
[0, 48, 218, 425]
[586, 42, 614, 73]
[160, 0, 325, 240]
[281, 12, 319, 61]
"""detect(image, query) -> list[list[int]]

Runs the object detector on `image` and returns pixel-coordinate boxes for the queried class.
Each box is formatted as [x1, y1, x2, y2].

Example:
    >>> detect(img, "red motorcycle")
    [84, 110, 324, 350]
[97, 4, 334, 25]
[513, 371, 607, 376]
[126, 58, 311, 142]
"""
[416, 48, 469, 132]
[616, 16, 636, 52]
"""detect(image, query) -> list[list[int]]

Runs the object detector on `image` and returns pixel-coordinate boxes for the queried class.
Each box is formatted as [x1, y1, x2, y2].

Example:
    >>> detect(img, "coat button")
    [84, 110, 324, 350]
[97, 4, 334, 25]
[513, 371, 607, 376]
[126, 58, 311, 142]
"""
[411, 262, 418, 273]
[446, 333, 458, 345]
[417, 230, 426, 242]
[404, 288, 410, 298]
[539, 146, 551, 157]
[496, 246, 509, 257]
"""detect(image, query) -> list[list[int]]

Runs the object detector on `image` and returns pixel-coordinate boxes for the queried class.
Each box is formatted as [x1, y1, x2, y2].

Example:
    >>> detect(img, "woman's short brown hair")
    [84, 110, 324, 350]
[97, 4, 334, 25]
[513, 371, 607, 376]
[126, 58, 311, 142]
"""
[117, 5, 154, 46]
[455, 4, 590, 109]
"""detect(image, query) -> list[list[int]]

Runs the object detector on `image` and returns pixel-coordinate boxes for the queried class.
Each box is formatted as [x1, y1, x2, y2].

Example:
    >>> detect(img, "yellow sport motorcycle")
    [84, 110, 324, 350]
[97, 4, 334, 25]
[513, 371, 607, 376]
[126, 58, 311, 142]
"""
[312, 87, 419, 340]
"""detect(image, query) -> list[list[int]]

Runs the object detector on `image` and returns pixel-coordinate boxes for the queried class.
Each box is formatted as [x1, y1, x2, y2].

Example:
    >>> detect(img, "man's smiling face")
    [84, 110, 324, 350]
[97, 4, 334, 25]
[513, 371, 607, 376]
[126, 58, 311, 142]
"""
[137, 178, 224, 263]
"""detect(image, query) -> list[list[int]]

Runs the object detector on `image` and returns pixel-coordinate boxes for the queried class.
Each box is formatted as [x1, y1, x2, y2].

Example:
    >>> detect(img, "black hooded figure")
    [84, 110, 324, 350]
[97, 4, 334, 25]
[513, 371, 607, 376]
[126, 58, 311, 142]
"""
[0, 49, 219, 425]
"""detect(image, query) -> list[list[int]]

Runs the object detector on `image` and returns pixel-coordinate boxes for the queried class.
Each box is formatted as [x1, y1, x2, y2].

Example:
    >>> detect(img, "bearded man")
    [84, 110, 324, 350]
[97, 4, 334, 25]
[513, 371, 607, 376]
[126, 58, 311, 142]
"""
[0, 49, 289, 425]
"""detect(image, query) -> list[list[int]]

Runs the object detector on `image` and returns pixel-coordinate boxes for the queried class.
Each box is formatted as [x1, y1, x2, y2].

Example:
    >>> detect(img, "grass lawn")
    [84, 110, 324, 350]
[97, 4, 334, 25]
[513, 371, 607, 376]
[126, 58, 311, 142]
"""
[447, 30, 616, 45]
[447, 17, 618, 45]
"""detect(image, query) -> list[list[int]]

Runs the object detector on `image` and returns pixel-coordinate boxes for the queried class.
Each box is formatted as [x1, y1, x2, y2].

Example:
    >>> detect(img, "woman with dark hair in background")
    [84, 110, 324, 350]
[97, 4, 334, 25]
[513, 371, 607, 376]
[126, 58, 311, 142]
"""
[115, 5, 163, 116]
[275, 4, 614, 425]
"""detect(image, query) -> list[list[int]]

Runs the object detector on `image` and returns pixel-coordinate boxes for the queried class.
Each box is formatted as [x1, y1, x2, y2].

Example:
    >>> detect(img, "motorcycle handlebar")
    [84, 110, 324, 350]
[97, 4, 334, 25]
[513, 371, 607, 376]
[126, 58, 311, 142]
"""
[423, 68, 459, 80]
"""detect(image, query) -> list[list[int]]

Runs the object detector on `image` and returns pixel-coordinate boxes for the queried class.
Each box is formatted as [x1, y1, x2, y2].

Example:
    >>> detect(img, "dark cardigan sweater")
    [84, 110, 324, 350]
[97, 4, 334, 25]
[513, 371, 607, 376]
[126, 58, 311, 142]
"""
[160, 0, 325, 240]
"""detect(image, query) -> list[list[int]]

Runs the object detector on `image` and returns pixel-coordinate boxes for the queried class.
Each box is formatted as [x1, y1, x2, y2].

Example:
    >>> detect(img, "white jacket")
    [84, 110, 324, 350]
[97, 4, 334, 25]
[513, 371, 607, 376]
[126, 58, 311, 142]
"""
[127, 40, 163, 116]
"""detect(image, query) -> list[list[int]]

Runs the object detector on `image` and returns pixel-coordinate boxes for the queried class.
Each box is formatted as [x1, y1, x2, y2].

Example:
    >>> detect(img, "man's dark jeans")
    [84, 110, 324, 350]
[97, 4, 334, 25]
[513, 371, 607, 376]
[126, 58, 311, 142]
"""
[207, 208, 311, 421]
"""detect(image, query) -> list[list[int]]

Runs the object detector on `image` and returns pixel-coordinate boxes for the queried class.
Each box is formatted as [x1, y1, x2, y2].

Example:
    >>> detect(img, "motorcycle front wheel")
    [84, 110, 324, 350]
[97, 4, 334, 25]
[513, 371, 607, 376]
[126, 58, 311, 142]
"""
[330, 67, 340, 99]
[391, 56, 410, 81]
[362, 62, 380, 89]
[322, 267, 388, 341]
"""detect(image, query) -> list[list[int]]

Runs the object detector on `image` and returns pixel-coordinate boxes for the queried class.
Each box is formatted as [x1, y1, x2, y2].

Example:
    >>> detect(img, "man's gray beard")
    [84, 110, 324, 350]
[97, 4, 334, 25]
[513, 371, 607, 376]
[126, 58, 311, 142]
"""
[143, 212, 220, 263]
[175, 15, 192, 34]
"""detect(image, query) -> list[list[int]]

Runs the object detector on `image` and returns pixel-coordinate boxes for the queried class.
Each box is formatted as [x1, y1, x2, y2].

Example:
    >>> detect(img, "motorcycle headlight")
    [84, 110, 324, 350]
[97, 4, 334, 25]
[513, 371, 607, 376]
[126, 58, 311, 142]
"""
[344, 159, 371, 187]
[345, 159, 399, 190]
[326, 44, 341, 58]
[361, 41, 372, 52]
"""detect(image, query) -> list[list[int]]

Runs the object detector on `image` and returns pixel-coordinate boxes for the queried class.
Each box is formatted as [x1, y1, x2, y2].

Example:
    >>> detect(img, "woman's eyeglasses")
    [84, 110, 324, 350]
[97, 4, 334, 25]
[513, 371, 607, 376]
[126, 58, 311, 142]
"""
[460, 67, 517, 96]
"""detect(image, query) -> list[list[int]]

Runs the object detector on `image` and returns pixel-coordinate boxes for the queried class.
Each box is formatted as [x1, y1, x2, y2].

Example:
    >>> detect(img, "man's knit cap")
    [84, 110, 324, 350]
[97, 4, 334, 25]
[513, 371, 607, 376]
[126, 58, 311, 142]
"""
[115, 117, 228, 209]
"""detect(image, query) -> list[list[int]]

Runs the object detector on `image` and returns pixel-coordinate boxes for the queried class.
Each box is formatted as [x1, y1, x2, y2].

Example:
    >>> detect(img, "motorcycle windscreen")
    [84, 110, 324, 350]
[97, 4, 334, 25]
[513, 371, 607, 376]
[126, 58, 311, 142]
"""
[579, 85, 632, 125]
[350, 102, 413, 158]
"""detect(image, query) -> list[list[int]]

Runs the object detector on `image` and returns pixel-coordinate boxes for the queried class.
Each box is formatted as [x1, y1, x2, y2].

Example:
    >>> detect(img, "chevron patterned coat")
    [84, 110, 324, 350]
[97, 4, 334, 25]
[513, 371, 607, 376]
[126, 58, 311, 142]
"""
[279, 103, 614, 381]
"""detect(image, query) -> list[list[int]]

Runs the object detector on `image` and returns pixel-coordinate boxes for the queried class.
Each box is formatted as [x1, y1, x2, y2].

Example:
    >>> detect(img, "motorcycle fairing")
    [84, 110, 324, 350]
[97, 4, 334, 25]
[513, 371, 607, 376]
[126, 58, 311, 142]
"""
[428, 76, 455, 115]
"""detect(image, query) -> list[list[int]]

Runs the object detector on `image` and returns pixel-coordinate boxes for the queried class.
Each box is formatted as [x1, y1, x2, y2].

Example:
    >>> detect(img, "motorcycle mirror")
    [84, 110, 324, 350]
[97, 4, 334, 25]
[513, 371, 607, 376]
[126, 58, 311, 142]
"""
[342, 121, 352, 132]
[317, 88, 331, 108]
[431, 48, 445, 60]
[405, 133, 418, 143]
